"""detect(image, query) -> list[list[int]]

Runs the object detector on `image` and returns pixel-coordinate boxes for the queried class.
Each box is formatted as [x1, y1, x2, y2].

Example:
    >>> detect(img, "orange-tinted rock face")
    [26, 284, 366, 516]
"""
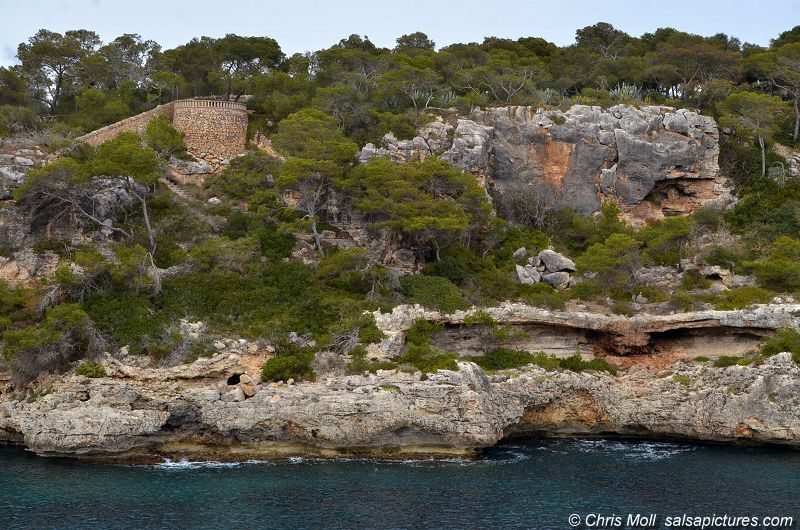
[530, 140, 574, 188]
[359, 104, 731, 224]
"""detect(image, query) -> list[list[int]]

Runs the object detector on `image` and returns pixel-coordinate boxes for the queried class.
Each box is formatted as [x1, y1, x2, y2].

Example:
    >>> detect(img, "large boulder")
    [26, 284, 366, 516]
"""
[541, 271, 570, 288]
[0, 167, 25, 199]
[515, 264, 541, 285]
[538, 249, 575, 273]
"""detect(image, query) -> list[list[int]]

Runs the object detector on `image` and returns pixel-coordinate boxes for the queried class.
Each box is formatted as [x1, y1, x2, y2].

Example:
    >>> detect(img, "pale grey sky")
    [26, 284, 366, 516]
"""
[1, 0, 799, 66]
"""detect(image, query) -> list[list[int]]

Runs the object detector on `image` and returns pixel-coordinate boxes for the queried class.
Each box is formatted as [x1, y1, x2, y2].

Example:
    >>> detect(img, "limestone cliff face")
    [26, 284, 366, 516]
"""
[1, 351, 798, 459]
[359, 104, 730, 223]
[2, 304, 800, 460]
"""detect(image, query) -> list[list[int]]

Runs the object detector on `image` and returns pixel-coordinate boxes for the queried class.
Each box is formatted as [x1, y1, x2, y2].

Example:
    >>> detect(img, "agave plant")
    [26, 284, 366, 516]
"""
[610, 82, 643, 103]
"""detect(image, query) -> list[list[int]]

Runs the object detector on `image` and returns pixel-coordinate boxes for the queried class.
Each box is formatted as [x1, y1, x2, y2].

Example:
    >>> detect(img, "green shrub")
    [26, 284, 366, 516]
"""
[472, 348, 535, 371]
[692, 205, 725, 231]
[405, 319, 444, 346]
[760, 328, 800, 362]
[399, 275, 468, 313]
[463, 311, 496, 326]
[253, 224, 295, 261]
[672, 374, 693, 386]
[145, 115, 185, 156]
[0, 104, 39, 135]
[32, 239, 71, 256]
[518, 283, 565, 309]
[670, 291, 698, 312]
[221, 211, 252, 240]
[632, 285, 668, 303]
[575, 233, 641, 292]
[682, 269, 712, 290]
[558, 354, 617, 375]
[552, 203, 629, 254]
[394, 343, 457, 374]
[748, 236, 800, 291]
[713, 355, 751, 367]
[705, 245, 749, 271]
[84, 290, 164, 354]
[611, 300, 634, 316]
[711, 286, 773, 310]
[261, 344, 315, 382]
[3, 304, 103, 383]
[206, 152, 281, 200]
[75, 361, 107, 378]
[637, 216, 695, 267]
[345, 346, 398, 374]
[568, 280, 603, 301]
[0, 280, 34, 330]
[317, 247, 374, 294]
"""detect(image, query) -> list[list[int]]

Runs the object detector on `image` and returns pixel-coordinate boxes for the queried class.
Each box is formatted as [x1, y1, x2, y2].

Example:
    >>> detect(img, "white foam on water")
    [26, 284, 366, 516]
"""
[571, 439, 696, 461]
[154, 458, 241, 470]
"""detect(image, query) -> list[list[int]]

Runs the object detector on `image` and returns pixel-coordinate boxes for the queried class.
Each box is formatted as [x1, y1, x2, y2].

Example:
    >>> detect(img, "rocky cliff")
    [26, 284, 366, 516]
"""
[2, 304, 799, 460]
[1, 350, 798, 460]
[359, 105, 731, 224]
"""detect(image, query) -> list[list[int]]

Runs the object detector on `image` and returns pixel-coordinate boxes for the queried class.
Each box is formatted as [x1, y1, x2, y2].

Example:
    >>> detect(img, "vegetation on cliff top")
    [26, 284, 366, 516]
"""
[3, 24, 800, 382]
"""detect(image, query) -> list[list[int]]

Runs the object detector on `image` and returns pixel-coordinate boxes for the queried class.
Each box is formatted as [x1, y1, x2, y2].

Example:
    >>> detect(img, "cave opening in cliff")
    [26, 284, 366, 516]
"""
[227, 374, 241, 385]
[642, 327, 769, 359]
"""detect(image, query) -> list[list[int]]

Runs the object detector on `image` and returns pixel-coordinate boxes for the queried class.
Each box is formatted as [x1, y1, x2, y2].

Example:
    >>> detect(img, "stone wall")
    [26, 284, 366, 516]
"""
[74, 98, 249, 162]
[75, 103, 175, 148]
[172, 100, 248, 159]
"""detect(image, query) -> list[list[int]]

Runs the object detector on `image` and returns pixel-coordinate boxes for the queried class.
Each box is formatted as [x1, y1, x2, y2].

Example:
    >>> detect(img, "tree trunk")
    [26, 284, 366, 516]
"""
[758, 135, 766, 178]
[52, 69, 63, 113]
[129, 180, 156, 254]
[310, 218, 324, 257]
[223, 78, 233, 101]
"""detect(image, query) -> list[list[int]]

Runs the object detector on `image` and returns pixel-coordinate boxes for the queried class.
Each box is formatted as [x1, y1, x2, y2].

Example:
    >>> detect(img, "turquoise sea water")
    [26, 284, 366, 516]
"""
[1, 438, 798, 529]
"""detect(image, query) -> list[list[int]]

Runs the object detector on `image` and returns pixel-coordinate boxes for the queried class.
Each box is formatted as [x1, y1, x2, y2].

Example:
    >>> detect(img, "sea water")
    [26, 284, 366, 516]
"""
[1, 438, 798, 529]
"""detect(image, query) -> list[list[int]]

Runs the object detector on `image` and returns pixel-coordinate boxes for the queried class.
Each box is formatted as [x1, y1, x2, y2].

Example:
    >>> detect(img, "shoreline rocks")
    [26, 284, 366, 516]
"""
[0, 339, 798, 461]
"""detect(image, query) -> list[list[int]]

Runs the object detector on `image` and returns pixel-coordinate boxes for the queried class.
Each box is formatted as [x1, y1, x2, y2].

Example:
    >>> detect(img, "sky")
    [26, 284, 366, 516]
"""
[1, 0, 799, 66]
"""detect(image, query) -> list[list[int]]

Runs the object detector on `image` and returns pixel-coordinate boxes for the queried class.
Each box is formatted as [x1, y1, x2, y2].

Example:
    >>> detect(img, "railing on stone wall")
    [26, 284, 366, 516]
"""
[174, 99, 247, 112]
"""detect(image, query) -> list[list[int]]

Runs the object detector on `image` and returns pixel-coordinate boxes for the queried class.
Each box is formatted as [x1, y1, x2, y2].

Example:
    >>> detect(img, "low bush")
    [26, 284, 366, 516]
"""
[713, 355, 751, 367]
[518, 283, 565, 309]
[471, 348, 535, 371]
[145, 115, 185, 156]
[405, 319, 444, 346]
[399, 275, 468, 313]
[394, 343, 458, 374]
[672, 374, 693, 386]
[568, 280, 603, 301]
[558, 354, 618, 375]
[261, 344, 315, 382]
[760, 328, 800, 362]
[611, 300, 634, 316]
[575, 233, 641, 298]
[710, 286, 773, 310]
[748, 236, 800, 291]
[205, 152, 281, 201]
[345, 346, 398, 374]
[3, 304, 105, 383]
[75, 361, 107, 378]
